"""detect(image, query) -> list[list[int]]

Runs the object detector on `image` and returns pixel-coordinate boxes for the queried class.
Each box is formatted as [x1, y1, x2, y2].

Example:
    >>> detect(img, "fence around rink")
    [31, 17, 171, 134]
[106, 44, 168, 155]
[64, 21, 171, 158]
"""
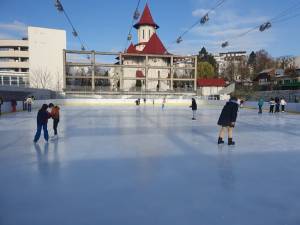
[1, 99, 300, 114]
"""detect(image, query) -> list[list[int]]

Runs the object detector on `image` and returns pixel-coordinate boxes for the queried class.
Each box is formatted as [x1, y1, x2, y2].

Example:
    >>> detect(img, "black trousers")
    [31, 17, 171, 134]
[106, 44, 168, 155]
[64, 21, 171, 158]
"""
[275, 104, 280, 113]
[269, 105, 274, 113]
[53, 119, 59, 135]
[281, 105, 285, 112]
[258, 106, 262, 113]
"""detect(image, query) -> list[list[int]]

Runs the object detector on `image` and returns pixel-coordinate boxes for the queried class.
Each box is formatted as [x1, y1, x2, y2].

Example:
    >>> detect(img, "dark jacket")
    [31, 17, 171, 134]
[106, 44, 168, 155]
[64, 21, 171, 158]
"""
[217, 101, 239, 127]
[191, 101, 197, 111]
[37, 110, 51, 125]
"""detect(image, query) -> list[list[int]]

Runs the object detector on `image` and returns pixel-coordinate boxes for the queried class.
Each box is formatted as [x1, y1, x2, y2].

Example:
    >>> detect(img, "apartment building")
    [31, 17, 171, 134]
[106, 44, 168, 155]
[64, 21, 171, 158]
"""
[0, 26, 66, 91]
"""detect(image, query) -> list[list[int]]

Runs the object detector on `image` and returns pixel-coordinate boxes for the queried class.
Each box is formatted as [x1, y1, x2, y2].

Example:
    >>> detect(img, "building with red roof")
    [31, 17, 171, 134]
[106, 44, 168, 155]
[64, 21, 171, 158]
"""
[120, 3, 172, 91]
[125, 3, 168, 55]
[197, 78, 226, 98]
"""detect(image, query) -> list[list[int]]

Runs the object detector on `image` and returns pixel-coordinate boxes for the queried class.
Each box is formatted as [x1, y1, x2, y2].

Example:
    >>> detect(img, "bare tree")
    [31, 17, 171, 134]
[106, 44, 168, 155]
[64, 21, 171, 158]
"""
[255, 49, 275, 74]
[30, 69, 53, 89]
[276, 56, 295, 70]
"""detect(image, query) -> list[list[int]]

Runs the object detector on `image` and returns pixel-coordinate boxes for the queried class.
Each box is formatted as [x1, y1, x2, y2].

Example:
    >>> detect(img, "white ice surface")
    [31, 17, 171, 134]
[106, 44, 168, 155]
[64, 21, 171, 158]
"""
[0, 105, 300, 225]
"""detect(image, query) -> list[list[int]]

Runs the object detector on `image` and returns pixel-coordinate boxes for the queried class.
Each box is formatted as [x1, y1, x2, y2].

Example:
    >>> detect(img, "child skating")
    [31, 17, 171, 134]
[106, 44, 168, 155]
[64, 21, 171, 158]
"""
[33, 104, 51, 143]
[269, 98, 275, 113]
[217, 96, 239, 145]
[49, 103, 60, 139]
[258, 98, 264, 114]
[190, 98, 197, 120]
[280, 98, 287, 112]
[162, 97, 166, 110]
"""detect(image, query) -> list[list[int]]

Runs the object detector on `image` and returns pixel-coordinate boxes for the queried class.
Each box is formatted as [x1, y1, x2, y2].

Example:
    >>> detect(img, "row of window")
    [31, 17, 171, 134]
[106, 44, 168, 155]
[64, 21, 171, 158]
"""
[0, 76, 29, 87]
[0, 57, 29, 62]
[0, 47, 29, 51]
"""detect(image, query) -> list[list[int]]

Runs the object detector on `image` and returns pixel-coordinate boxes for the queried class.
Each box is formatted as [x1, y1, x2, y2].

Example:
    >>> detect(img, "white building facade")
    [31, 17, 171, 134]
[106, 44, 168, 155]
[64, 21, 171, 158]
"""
[0, 26, 66, 91]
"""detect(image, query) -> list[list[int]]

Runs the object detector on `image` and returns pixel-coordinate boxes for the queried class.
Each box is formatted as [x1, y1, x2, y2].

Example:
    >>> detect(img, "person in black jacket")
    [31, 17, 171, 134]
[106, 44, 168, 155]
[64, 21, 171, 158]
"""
[217, 96, 239, 145]
[33, 104, 51, 143]
[190, 98, 197, 120]
[0, 96, 3, 116]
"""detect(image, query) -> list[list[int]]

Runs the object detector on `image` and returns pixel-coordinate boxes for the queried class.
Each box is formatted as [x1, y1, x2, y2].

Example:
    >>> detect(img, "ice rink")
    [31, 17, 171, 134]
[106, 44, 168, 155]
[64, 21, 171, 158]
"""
[0, 104, 300, 225]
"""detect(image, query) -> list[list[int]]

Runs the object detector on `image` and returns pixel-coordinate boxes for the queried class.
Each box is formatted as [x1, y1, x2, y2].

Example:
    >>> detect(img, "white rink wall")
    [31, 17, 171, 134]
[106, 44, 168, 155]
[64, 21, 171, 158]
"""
[1, 98, 300, 114]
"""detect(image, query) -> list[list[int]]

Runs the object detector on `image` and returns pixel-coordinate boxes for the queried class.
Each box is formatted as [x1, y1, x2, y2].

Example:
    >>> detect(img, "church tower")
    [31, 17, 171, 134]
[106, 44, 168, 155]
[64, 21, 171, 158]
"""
[133, 3, 159, 51]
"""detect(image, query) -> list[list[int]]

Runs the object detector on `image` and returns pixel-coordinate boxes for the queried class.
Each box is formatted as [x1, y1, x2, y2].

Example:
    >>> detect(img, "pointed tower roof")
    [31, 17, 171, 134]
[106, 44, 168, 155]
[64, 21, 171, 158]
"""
[142, 33, 168, 55]
[126, 43, 138, 53]
[134, 3, 159, 29]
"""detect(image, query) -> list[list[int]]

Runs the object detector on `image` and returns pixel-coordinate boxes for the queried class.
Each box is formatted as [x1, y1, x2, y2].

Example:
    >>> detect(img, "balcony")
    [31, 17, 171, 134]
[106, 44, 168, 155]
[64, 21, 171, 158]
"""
[0, 61, 29, 69]
[0, 50, 29, 58]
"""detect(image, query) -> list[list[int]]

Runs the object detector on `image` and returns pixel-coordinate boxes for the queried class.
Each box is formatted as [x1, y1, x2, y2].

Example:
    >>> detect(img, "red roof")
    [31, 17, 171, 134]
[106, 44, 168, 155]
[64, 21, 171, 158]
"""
[197, 78, 226, 87]
[126, 43, 138, 53]
[142, 33, 168, 55]
[125, 33, 168, 55]
[134, 3, 159, 29]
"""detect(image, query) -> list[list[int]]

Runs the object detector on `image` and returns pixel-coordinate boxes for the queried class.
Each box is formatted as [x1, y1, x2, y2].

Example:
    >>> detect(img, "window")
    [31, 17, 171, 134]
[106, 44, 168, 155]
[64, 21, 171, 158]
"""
[149, 30, 151, 39]
[143, 30, 145, 39]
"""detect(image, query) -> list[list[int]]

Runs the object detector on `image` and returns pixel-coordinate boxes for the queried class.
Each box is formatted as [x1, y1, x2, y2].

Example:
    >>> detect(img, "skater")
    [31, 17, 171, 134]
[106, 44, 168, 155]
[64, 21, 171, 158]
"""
[274, 97, 280, 113]
[26, 96, 33, 112]
[162, 97, 166, 110]
[258, 98, 264, 114]
[135, 99, 140, 106]
[49, 103, 60, 139]
[143, 98, 146, 104]
[269, 98, 275, 113]
[11, 99, 17, 112]
[0, 96, 3, 116]
[280, 98, 287, 112]
[190, 98, 197, 120]
[152, 99, 155, 106]
[33, 104, 51, 143]
[23, 97, 27, 111]
[240, 99, 245, 108]
[217, 96, 239, 145]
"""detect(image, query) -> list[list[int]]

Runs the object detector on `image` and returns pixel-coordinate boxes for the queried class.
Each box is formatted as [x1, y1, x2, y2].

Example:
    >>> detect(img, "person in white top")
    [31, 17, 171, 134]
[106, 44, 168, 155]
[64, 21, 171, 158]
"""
[280, 98, 287, 112]
[26, 97, 33, 112]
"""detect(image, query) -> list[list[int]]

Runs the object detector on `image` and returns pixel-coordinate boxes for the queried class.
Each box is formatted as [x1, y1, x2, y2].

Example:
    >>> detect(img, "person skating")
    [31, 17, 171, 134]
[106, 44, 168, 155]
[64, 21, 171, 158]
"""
[275, 97, 280, 113]
[280, 98, 287, 112]
[49, 103, 60, 139]
[217, 96, 239, 145]
[33, 104, 51, 143]
[190, 98, 197, 120]
[258, 98, 264, 114]
[23, 97, 27, 111]
[269, 98, 275, 113]
[26, 96, 33, 112]
[11, 99, 17, 112]
[0, 96, 3, 116]
[162, 97, 166, 110]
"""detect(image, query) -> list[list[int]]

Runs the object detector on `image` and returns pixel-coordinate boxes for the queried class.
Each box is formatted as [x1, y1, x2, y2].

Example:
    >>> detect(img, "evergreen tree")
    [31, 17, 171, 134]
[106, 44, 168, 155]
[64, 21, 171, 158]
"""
[197, 47, 218, 74]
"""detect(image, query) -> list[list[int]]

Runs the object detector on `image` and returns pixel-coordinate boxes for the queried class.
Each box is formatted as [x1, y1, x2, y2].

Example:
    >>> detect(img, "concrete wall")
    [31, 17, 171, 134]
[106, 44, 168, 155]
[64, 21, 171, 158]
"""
[28, 26, 66, 91]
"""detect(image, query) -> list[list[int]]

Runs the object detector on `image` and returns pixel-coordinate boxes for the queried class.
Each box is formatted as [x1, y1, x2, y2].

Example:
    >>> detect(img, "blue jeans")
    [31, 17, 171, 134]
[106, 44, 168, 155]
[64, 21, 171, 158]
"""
[34, 123, 49, 142]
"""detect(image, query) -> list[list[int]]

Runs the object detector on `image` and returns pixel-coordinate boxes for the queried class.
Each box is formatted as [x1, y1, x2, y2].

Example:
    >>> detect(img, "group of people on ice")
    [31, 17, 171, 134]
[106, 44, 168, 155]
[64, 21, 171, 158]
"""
[258, 97, 287, 114]
[33, 103, 60, 143]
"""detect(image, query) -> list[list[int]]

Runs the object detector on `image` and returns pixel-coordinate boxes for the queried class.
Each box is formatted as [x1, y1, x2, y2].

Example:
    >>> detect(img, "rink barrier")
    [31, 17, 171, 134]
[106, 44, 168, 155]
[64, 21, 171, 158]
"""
[1, 99, 299, 114]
